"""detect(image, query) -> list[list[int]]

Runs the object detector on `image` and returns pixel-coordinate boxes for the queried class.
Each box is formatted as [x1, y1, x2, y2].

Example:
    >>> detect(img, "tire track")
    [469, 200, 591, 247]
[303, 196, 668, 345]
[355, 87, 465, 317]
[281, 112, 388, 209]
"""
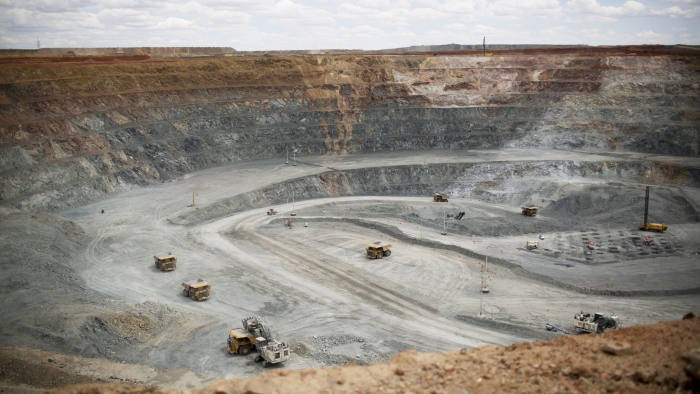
[203, 199, 522, 347]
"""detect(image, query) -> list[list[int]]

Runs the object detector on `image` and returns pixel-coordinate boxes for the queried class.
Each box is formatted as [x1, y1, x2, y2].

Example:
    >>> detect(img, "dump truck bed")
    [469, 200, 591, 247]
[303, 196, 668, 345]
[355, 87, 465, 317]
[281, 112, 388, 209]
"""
[182, 279, 209, 289]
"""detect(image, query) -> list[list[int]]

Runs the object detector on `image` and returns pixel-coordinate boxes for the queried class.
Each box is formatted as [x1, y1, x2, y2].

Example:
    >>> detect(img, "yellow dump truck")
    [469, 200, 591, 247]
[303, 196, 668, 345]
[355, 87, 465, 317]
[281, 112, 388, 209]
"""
[154, 254, 177, 271]
[525, 240, 538, 250]
[182, 279, 210, 301]
[521, 206, 538, 216]
[226, 329, 256, 355]
[366, 241, 392, 259]
[433, 192, 449, 202]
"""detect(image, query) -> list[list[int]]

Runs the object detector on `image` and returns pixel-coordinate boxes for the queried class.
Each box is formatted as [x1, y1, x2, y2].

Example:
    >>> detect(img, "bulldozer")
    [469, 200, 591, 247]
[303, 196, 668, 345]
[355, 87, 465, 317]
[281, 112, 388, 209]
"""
[433, 192, 449, 202]
[181, 279, 210, 301]
[366, 241, 392, 259]
[574, 311, 620, 334]
[521, 206, 538, 216]
[154, 254, 176, 271]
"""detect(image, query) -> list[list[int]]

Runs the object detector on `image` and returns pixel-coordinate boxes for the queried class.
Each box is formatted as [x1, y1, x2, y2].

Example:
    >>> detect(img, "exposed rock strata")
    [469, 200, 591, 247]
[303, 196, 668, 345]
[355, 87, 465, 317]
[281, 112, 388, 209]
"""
[0, 46, 698, 210]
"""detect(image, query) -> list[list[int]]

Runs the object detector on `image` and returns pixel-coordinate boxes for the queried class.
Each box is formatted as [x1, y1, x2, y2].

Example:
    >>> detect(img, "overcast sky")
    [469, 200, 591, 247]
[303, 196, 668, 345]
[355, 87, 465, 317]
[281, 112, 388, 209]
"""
[1, 0, 699, 50]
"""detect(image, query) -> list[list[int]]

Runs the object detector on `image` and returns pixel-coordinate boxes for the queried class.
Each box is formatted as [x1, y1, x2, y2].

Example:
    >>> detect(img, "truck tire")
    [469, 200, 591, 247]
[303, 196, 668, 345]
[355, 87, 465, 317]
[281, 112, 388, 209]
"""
[376, 253, 383, 259]
[384, 250, 391, 257]
[240, 346, 251, 355]
[262, 360, 269, 367]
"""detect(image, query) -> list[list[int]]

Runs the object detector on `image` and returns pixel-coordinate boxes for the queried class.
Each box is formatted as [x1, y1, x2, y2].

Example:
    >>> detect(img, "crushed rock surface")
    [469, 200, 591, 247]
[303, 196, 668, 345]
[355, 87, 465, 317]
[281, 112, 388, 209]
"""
[31, 316, 700, 393]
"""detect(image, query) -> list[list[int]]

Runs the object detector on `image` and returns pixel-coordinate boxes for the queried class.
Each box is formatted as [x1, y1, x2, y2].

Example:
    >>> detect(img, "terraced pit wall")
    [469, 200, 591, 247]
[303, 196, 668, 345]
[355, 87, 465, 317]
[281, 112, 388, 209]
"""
[172, 159, 700, 226]
[1, 46, 698, 210]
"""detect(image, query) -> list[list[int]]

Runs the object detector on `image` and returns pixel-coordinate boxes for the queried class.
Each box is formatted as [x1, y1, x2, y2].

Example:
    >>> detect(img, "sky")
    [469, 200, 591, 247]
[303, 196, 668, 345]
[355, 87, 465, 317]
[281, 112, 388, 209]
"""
[1, 0, 699, 51]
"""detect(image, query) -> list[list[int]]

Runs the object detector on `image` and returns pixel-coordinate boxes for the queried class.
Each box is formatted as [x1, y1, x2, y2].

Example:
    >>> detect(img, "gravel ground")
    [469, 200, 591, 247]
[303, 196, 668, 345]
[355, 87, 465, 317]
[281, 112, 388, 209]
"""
[1, 149, 698, 388]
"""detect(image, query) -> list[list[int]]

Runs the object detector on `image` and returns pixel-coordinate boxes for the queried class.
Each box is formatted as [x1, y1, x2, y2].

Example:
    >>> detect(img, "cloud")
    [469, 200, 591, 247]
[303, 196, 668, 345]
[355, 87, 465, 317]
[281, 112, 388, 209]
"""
[154, 17, 193, 29]
[651, 4, 700, 18]
[487, 0, 562, 16]
[634, 30, 671, 42]
[97, 8, 154, 28]
[567, 0, 645, 17]
[258, 0, 336, 25]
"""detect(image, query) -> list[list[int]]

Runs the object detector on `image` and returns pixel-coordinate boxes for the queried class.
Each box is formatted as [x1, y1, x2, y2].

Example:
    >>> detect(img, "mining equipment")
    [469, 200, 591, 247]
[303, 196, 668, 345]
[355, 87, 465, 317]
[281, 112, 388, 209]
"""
[366, 241, 392, 259]
[639, 186, 668, 232]
[181, 279, 210, 301]
[574, 311, 620, 334]
[521, 206, 538, 216]
[228, 316, 290, 367]
[526, 240, 538, 250]
[154, 254, 176, 271]
[227, 329, 256, 355]
[267, 208, 278, 215]
[433, 192, 449, 202]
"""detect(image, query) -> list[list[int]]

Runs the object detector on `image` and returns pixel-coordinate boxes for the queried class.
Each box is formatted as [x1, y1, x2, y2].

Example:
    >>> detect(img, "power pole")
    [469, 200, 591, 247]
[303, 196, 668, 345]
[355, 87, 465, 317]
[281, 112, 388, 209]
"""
[483, 36, 486, 56]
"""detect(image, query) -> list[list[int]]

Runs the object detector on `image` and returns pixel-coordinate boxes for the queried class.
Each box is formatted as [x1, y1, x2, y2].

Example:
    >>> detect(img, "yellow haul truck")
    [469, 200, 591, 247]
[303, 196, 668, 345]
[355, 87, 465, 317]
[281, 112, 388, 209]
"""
[433, 192, 449, 202]
[366, 241, 392, 259]
[181, 279, 210, 301]
[521, 206, 538, 216]
[226, 329, 256, 355]
[154, 254, 177, 271]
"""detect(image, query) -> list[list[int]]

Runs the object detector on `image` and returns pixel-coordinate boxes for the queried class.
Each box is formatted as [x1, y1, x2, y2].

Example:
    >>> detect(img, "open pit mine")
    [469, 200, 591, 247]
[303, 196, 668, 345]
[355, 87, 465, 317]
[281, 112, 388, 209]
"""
[0, 45, 699, 393]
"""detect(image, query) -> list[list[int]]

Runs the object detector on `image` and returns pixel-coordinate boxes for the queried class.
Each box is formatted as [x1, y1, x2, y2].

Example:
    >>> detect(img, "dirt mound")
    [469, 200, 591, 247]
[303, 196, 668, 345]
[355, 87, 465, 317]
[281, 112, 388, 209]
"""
[35, 317, 700, 393]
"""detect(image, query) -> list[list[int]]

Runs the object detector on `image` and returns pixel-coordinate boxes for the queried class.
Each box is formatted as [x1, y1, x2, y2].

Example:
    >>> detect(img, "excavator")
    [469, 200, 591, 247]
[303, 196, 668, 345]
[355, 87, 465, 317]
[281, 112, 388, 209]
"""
[227, 316, 290, 367]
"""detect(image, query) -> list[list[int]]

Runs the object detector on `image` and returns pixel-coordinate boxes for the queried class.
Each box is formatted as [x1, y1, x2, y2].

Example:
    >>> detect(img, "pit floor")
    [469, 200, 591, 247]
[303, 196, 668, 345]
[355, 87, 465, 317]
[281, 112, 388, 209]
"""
[60, 149, 700, 383]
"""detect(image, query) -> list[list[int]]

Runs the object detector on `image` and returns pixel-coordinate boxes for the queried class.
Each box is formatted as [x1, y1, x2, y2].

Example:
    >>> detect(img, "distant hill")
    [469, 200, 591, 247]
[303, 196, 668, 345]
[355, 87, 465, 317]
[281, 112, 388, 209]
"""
[384, 43, 587, 52]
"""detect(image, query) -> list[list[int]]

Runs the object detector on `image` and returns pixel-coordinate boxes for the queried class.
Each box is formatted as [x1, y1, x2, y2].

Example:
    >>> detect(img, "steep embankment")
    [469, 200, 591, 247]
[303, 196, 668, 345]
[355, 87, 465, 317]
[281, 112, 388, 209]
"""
[0, 46, 698, 211]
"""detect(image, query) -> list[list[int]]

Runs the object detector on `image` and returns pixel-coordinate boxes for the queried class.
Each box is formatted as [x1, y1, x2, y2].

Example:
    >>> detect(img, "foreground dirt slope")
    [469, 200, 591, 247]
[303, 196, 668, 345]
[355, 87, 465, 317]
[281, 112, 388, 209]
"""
[42, 317, 699, 394]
